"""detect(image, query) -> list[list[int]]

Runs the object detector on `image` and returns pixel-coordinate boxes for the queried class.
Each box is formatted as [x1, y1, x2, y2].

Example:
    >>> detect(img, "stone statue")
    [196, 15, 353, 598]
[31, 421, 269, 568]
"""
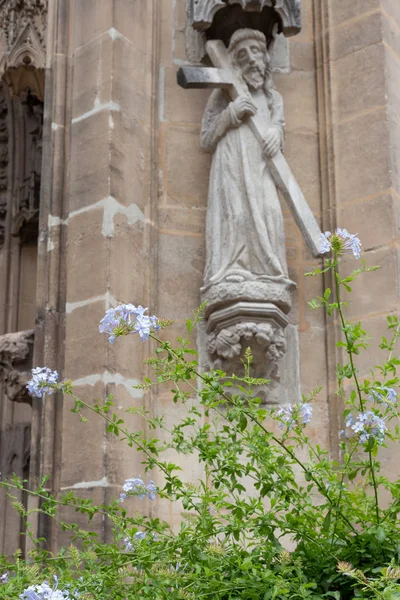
[177, 26, 320, 400]
[200, 29, 289, 291]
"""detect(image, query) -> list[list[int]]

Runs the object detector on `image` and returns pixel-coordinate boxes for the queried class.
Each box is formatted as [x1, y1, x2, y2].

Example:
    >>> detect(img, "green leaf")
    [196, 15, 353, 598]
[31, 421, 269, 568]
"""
[376, 525, 386, 543]
[322, 510, 331, 533]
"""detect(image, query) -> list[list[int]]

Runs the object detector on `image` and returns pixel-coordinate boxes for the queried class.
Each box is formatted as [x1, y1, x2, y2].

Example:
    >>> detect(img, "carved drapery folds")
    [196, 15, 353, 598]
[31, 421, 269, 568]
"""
[0, 0, 48, 99]
[191, 0, 301, 39]
[0, 329, 34, 404]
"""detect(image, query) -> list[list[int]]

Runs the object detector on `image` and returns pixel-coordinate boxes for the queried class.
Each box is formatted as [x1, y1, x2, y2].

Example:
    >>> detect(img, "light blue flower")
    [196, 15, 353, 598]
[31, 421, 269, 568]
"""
[370, 386, 397, 406]
[319, 228, 361, 259]
[124, 530, 154, 552]
[26, 368, 60, 399]
[319, 231, 332, 254]
[276, 403, 312, 430]
[347, 411, 387, 445]
[146, 480, 157, 501]
[20, 579, 70, 599]
[99, 304, 160, 344]
[120, 477, 157, 502]
[0, 572, 9, 583]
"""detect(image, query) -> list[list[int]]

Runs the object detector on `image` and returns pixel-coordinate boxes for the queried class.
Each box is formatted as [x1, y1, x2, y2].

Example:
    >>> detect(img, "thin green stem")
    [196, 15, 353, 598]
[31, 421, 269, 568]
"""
[334, 265, 380, 524]
[330, 443, 358, 548]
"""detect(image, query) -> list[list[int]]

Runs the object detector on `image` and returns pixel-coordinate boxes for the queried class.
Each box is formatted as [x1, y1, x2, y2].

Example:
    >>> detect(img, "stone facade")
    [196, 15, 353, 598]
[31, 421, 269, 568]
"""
[0, 0, 399, 554]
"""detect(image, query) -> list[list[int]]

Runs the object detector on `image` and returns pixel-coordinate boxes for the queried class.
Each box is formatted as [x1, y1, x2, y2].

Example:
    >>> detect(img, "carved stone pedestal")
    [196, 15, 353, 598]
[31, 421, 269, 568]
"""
[202, 299, 300, 405]
[0, 329, 34, 404]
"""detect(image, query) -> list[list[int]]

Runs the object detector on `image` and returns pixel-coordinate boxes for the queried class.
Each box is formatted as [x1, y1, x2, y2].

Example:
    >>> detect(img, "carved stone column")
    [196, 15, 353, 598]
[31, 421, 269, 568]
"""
[0, 330, 34, 404]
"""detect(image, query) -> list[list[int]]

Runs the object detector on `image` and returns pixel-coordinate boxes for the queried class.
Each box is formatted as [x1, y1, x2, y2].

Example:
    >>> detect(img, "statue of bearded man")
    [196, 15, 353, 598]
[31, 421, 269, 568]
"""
[201, 28, 289, 291]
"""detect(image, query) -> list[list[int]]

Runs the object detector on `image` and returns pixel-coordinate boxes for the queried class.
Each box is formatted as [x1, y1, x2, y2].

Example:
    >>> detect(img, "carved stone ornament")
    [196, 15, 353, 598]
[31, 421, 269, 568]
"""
[0, 329, 34, 404]
[0, 0, 48, 99]
[191, 0, 301, 37]
[207, 302, 288, 378]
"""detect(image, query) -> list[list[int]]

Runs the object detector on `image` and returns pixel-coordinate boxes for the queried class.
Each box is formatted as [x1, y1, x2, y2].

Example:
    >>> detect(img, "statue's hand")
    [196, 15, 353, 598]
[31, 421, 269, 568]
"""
[231, 95, 257, 121]
[263, 128, 281, 157]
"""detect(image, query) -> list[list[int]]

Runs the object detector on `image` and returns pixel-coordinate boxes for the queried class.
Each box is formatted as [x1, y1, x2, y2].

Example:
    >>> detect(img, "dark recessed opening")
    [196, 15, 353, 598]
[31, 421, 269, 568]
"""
[206, 5, 283, 48]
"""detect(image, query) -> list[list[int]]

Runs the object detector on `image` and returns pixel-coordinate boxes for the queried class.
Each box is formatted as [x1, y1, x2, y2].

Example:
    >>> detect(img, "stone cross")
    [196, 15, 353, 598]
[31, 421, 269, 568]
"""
[177, 39, 322, 258]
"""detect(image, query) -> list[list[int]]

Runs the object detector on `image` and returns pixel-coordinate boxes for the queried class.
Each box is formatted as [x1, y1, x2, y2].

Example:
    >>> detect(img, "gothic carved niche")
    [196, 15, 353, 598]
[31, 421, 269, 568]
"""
[0, 329, 34, 404]
[0, 0, 48, 99]
[191, 0, 301, 39]
[11, 89, 43, 242]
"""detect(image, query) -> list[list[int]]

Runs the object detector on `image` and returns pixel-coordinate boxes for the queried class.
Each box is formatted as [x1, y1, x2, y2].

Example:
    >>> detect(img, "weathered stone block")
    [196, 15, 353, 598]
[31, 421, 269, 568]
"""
[288, 40, 315, 71]
[110, 111, 151, 210]
[109, 216, 146, 308]
[336, 109, 390, 204]
[334, 42, 386, 122]
[330, 0, 380, 26]
[163, 67, 210, 124]
[157, 232, 204, 318]
[72, 0, 113, 50]
[382, 10, 400, 58]
[64, 300, 108, 380]
[71, 33, 113, 121]
[298, 325, 329, 398]
[158, 206, 206, 236]
[284, 131, 321, 213]
[341, 194, 394, 251]
[275, 70, 318, 134]
[343, 247, 399, 320]
[114, 0, 152, 48]
[112, 38, 152, 116]
[69, 111, 112, 213]
[381, 0, 400, 28]
[165, 125, 210, 207]
[66, 208, 108, 303]
[332, 11, 382, 61]
[59, 381, 106, 487]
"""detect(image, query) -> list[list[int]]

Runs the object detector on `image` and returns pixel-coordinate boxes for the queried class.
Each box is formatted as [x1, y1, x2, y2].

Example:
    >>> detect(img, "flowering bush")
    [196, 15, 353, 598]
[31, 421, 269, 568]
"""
[1, 231, 400, 599]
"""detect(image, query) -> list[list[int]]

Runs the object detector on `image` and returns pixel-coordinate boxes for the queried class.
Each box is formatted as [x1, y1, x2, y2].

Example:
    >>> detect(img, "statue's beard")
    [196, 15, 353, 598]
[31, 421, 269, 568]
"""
[242, 64, 266, 90]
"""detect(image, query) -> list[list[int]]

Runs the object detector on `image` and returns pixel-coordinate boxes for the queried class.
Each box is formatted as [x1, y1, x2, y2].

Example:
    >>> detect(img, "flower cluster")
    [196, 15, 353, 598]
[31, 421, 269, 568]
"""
[276, 403, 312, 430]
[99, 304, 160, 344]
[0, 572, 9, 583]
[26, 368, 60, 399]
[370, 386, 397, 406]
[320, 228, 361, 259]
[20, 578, 70, 600]
[120, 477, 157, 502]
[124, 531, 155, 552]
[345, 411, 387, 445]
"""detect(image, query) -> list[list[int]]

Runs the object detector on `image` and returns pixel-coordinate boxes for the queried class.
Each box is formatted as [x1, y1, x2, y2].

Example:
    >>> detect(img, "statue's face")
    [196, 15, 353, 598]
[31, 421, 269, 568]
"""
[233, 39, 267, 90]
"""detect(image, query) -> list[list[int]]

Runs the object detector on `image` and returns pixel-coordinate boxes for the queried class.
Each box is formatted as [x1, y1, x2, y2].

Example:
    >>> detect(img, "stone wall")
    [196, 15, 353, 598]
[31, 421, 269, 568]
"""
[0, 0, 399, 553]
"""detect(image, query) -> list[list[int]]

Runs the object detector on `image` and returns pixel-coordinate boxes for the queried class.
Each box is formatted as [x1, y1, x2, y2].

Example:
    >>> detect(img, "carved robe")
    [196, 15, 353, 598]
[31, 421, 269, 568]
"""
[200, 85, 288, 289]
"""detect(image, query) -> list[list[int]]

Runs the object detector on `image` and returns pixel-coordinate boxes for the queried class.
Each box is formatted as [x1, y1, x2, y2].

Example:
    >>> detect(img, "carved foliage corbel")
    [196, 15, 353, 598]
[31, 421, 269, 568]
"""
[0, 329, 34, 404]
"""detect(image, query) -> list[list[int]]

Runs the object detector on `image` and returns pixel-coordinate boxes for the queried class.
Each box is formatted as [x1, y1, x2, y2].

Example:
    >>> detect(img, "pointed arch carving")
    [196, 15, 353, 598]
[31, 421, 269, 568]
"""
[0, 0, 47, 99]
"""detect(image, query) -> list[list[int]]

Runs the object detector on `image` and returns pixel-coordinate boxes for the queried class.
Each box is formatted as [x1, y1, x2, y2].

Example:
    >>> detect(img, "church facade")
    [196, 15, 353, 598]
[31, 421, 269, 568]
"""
[0, 0, 399, 554]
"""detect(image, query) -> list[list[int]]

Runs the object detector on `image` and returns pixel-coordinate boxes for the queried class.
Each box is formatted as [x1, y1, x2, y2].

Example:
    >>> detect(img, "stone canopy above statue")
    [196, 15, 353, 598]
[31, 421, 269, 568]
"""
[191, 0, 301, 46]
